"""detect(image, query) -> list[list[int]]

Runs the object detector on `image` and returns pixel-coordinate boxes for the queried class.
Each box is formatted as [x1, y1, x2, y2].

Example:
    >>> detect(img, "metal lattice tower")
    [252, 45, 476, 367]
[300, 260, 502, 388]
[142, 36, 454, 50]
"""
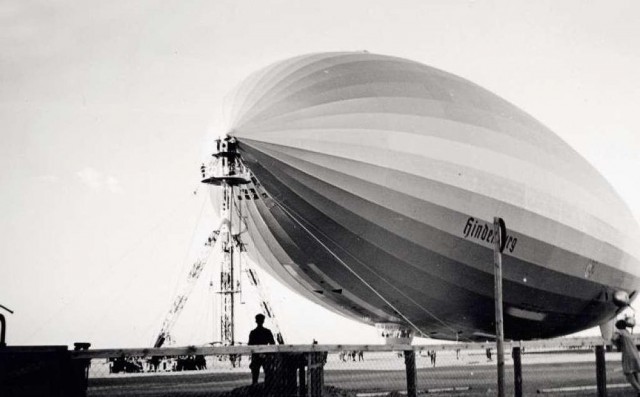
[202, 136, 250, 346]
[218, 185, 236, 344]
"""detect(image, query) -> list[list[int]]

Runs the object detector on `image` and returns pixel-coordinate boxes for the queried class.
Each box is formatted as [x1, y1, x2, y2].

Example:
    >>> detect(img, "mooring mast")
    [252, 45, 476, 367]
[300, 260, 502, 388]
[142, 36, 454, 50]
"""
[201, 136, 251, 346]
[153, 135, 283, 348]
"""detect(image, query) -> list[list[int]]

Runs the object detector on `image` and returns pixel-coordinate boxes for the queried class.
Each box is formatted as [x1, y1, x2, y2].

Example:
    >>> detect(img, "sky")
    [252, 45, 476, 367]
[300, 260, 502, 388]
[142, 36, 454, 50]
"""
[1, 0, 639, 348]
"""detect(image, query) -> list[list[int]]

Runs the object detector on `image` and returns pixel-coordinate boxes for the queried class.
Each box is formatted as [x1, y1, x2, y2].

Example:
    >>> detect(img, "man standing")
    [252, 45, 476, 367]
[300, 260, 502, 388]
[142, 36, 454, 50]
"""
[248, 313, 275, 384]
[613, 319, 640, 393]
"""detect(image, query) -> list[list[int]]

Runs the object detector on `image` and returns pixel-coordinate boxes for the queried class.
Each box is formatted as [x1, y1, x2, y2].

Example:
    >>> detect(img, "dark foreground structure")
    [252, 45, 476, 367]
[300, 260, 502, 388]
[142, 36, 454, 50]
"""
[0, 343, 91, 397]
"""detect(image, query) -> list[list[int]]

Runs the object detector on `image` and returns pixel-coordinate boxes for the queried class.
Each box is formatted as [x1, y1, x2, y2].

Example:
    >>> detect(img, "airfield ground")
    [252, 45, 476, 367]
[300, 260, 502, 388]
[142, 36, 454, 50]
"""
[86, 350, 637, 396]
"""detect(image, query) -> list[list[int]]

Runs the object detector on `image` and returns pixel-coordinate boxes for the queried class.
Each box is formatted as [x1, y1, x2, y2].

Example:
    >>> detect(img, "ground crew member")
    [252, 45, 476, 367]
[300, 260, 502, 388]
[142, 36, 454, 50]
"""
[613, 319, 640, 392]
[248, 313, 275, 384]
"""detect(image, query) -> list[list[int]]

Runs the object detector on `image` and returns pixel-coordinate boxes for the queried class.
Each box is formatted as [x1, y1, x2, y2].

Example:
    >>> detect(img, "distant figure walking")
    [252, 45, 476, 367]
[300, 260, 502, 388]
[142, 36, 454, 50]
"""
[613, 319, 640, 393]
[248, 313, 275, 385]
[430, 350, 437, 367]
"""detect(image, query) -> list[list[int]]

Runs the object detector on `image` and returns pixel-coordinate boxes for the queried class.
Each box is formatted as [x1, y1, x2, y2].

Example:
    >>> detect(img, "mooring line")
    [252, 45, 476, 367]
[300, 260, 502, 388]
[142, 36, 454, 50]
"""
[272, 198, 464, 340]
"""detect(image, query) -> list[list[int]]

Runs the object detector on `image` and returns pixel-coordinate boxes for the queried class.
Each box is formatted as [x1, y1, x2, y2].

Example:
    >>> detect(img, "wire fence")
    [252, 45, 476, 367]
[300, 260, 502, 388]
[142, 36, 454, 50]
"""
[3, 337, 640, 396]
[83, 350, 419, 397]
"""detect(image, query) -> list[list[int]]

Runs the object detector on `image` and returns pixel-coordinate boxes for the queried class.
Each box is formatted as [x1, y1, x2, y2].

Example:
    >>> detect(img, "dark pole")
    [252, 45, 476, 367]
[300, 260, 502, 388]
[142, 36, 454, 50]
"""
[404, 350, 417, 397]
[298, 362, 306, 397]
[513, 346, 522, 397]
[307, 352, 324, 397]
[0, 305, 13, 347]
[493, 217, 505, 397]
[0, 314, 6, 347]
[595, 345, 607, 397]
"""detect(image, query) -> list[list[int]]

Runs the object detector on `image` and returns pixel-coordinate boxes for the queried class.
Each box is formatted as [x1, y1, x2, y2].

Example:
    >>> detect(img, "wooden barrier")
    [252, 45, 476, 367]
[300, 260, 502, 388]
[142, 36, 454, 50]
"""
[69, 335, 623, 359]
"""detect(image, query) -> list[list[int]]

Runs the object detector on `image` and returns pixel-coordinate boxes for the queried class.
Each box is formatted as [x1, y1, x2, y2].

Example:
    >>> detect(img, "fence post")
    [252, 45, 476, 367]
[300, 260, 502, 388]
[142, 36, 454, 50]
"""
[307, 352, 324, 397]
[595, 345, 607, 397]
[0, 314, 6, 347]
[493, 217, 506, 397]
[404, 350, 417, 397]
[298, 361, 306, 397]
[512, 346, 522, 397]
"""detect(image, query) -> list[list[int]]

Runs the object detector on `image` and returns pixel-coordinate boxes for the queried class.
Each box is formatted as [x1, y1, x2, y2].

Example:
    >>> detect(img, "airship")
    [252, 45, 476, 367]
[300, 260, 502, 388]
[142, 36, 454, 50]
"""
[212, 52, 640, 342]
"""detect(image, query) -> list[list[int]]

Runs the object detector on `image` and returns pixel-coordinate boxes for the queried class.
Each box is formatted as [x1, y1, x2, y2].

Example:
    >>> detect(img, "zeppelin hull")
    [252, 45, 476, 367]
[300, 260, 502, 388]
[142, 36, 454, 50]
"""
[223, 52, 640, 340]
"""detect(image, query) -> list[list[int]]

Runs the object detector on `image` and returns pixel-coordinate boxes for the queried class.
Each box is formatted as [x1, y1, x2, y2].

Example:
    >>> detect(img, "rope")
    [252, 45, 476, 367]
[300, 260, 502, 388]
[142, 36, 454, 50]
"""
[213, 165, 467, 341]
[271, 199, 465, 339]
[167, 195, 208, 300]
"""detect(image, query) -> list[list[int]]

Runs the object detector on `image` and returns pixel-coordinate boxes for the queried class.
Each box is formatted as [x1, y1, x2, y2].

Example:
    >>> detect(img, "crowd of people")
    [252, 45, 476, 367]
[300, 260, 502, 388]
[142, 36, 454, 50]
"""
[379, 329, 412, 339]
[108, 355, 207, 374]
[338, 350, 365, 362]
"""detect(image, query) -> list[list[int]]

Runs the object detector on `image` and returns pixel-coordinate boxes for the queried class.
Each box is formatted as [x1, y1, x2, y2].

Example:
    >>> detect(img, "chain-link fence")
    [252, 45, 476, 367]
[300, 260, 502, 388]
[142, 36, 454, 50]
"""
[86, 354, 251, 396]
[517, 343, 629, 396]
[4, 338, 640, 396]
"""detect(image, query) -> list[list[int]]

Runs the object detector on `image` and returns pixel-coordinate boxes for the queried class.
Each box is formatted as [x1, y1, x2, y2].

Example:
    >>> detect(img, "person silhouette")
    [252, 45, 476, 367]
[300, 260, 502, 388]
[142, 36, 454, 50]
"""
[613, 319, 640, 393]
[248, 313, 275, 384]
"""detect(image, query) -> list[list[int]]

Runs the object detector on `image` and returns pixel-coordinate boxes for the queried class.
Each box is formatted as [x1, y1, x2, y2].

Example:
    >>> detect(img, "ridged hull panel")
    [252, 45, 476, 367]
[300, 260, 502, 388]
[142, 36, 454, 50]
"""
[224, 52, 640, 340]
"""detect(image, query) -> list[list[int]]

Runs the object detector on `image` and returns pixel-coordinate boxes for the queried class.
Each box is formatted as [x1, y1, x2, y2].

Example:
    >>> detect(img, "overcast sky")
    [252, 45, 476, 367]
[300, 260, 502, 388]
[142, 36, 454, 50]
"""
[1, 0, 639, 348]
